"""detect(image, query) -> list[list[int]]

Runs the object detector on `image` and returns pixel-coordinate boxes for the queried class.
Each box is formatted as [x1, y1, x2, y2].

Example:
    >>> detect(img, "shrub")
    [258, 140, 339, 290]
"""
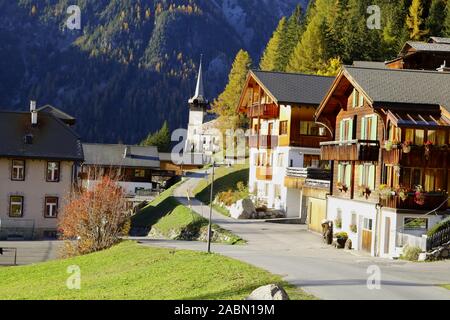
[335, 232, 348, 239]
[334, 218, 342, 229]
[401, 245, 422, 261]
[59, 177, 131, 257]
[427, 217, 450, 237]
[350, 224, 357, 233]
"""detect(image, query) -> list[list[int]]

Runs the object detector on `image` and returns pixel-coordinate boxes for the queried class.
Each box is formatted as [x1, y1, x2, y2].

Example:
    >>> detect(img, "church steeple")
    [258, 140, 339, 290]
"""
[188, 56, 209, 107]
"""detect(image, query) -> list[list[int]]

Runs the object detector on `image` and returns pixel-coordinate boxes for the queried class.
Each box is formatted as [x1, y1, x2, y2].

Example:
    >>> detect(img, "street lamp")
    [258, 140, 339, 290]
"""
[207, 160, 215, 253]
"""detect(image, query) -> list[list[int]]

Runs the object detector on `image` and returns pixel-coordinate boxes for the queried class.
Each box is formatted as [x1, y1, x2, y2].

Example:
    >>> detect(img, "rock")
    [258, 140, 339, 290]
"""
[344, 239, 352, 250]
[230, 199, 256, 219]
[246, 284, 289, 301]
[418, 253, 428, 262]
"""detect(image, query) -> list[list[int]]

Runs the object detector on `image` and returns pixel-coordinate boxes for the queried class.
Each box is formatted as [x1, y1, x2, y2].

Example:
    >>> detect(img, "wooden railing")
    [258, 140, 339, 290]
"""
[427, 225, 450, 251]
[246, 103, 279, 119]
[380, 193, 448, 211]
[256, 166, 273, 181]
[289, 135, 331, 148]
[249, 135, 278, 149]
[320, 140, 380, 161]
[383, 145, 448, 167]
[286, 167, 331, 180]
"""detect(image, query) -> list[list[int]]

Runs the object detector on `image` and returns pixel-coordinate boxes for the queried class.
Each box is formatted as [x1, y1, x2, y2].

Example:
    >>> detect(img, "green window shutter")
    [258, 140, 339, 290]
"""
[337, 164, 342, 183]
[361, 117, 366, 140]
[345, 164, 352, 186]
[368, 165, 376, 190]
[339, 121, 344, 141]
[358, 165, 363, 186]
[371, 115, 378, 140]
[348, 119, 353, 140]
[359, 93, 364, 107]
[352, 89, 357, 108]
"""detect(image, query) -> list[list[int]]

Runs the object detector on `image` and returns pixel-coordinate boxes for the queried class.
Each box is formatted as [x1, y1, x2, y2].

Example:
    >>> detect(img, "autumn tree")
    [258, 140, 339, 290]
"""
[406, 0, 429, 40]
[260, 17, 289, 71]
[211, 50, 252, 131]
[59, 177, 131, 257]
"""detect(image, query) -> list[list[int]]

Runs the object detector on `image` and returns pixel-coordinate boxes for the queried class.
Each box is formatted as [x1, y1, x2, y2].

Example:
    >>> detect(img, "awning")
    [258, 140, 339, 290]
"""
[387, 110, 450, 129]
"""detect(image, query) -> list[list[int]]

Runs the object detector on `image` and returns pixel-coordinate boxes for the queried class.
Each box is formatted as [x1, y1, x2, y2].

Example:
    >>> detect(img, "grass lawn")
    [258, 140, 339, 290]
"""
[0, 241, 315, 300]
[194, 164, 249, 217]
[441, 284, 450, 290]
[131, 182, 244, 244]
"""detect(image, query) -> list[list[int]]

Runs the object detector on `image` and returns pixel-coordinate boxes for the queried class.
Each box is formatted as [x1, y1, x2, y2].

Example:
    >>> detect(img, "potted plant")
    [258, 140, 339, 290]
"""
[385, 140, 393, 151]
[424, 141, 433, 160]
[335, 232, 349, 249]
[337, 182, 348, 193]
[396, 187, 409, 202]
[402, 140, 412, 154]
[350, 224, 358, 233]
[358, 185, 372, 199]
[414, 185, 425, 206]
[378, 184, 393, 200]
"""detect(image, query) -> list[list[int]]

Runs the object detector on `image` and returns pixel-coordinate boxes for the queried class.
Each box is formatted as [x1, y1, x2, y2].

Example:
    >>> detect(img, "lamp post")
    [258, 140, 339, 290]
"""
[207, 160, 215, 254]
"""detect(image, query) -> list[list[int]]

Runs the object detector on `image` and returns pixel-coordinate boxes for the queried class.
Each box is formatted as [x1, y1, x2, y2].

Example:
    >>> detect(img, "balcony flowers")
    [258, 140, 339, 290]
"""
[337, 182, 348, 193]
[378, 184, 393, 200]
[414, 185, 425, 206]
[350, 224, 358, 233]
[402, 140, 412, 154]
[358, 185, 371, 199]
[396, 187, 409, 202]
[385, 140, 399, 151]
[334, 217, 342, 229]
[424, 140, 434, 160]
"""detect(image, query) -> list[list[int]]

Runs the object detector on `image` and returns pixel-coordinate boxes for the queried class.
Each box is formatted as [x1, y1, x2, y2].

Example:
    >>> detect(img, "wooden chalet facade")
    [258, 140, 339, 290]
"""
[315, 65, 450, 257]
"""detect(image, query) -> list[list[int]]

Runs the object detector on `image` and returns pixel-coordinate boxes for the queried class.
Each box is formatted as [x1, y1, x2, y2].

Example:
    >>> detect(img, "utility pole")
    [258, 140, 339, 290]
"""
[207, 161, 215, 253]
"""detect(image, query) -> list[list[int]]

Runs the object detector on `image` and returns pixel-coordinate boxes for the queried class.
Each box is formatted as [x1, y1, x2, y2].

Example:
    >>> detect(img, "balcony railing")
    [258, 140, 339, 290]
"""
[249, 135, 278, 149]
[256, 166, 273, 181]
[286, 167, 331, 180]
[320, 140, 380, 161]
[380, 192, 448, 211]
[247, 103, 279, 119]
[383, 145, 448, 167]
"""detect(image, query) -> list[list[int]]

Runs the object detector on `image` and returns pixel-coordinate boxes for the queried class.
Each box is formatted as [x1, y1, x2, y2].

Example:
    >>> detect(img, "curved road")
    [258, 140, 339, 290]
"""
[138, 172, 450, 300]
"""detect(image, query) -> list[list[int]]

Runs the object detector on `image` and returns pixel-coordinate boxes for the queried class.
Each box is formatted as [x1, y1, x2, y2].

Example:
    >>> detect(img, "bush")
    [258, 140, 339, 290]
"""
[335, 232, 348, 239]
[401, 245, 422, 261]
[427, 217, 450, 237]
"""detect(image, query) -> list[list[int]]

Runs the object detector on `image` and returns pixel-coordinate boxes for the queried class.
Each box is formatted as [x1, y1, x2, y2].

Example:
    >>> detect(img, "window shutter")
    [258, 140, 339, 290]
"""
[359, 93, 364, 107]
[361, 117, 366, 140]
[358, 165, 363, 186]
[337, 164, 342, 183]
[371, 115, 378, 140]
[369, 165, 376, 190]
[345, 164, 352, 186]
[339, 121, 344, 141]
[352, 89, 357, 108]
[348, 119, 353, 140]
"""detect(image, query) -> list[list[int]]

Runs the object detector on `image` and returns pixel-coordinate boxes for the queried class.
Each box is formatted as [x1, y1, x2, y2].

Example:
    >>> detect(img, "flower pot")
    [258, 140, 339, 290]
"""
[336, 237, 347, 249]
[402, 146, 411, 154]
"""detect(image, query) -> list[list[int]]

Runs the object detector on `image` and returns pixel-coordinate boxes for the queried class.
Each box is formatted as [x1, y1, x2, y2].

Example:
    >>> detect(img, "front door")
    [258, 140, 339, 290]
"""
[362, 218, 373, 253]
[384, 217, 391, 255]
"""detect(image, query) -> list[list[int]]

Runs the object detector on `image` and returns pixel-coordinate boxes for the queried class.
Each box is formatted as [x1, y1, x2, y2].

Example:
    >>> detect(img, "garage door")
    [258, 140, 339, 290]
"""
[308, 198, 327, 233]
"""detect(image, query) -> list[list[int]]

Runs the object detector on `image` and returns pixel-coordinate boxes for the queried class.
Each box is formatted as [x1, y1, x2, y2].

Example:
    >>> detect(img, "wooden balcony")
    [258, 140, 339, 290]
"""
[320, 140, 380, 161]
[246, 103, 279, 119]
[380, 192, 448, 211]
[383, 145, 449, 167]
[289, 135, 331, 148]
[256, 166, 273, 181]
[249, 135, 278, 149]
[284, 167, 331, 189]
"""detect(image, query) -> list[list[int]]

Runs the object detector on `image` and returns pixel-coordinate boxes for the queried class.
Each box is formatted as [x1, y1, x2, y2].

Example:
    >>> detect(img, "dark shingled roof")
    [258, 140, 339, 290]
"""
[251, 70, 334, 105]
[0, 111, 83, 161]
[37, 105, 76, 125]
[82, 144, 160, 168]
[344, 66, 450, 111]
[401, 41, 450, 55]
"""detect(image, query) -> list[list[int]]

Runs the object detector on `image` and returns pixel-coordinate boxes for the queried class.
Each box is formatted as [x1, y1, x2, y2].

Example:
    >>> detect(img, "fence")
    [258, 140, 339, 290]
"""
[396, 232, 428, 251]
[427, 225, 450, 251]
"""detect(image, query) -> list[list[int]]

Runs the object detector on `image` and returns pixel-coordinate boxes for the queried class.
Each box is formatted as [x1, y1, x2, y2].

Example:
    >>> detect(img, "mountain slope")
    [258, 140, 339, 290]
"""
[0, 0, 303, 143]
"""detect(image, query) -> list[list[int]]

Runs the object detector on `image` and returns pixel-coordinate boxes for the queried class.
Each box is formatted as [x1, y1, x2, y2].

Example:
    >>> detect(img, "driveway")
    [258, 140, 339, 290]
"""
[138, 172, 450, 300]
[0, 241, 62, 266]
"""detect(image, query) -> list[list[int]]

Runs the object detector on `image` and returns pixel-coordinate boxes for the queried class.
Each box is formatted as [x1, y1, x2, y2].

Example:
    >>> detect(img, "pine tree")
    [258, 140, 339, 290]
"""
[406, 0, 429, 40]
[259, 17, 288, 71]
[140, 121, 171, 152]
[444, 1, 450, 36]
[283, 5, 305, 70]
[426, 0, 447, 37]
[212, 50, 252, 131]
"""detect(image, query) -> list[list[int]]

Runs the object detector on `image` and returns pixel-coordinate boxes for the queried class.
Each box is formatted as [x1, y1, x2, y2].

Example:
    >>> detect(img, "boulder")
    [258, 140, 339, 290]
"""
[246, 284, 290, 301]
[344, 239, 353, 250]
[230, 198, 256, 220]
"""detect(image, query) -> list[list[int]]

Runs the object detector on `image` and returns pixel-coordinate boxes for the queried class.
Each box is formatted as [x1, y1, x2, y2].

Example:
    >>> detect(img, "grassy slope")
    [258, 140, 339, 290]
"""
[131, 182, 243, 244]
[194, 164, 250, 217]
[442, 285, 450, 290]
[0, 242, 314, 300]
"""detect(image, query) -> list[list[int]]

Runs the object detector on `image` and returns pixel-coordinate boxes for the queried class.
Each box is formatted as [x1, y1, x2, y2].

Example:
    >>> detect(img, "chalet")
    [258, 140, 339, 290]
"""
[315, 65, 450, 257]
[0, 102, 83, 240]
[237, 70, 333, 219]
[386, 37, 450, 70]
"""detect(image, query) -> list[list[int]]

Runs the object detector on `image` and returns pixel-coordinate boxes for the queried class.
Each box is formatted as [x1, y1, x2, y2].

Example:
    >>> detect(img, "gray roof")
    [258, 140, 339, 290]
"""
[353, 61, 386, 69]
[344, 66, 450, 111]
[0, 111, 83, 161]
[37, 105, 76, 125]
[82, 144, 160, 168]
[402, 41, 450, 55]
[430, 37, 450, 44]
[251, 70, 334, 105]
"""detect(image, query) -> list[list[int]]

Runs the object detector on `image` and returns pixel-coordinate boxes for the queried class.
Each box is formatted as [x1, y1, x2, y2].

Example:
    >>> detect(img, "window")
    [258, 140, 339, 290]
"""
[274, 185, 281, 199]
[10, 196, 24, 218]
[300, 121, 326, 136]
[361, 115, 378, 140]
[134, 169, 146, 178]
[352, 89, 364, 108]
[339, 119, 353, 141]
[424, 169, 445, 192]
[45, 197, 59, 218]
[47, 162, 60, 182]
[404, 218, 428, 231]
[279, 121, 288, 135]
[11, 160, 25, 181]
[405, 129, 425, 145]
[277, 153, 285, 167]
[428, 130, 446, 146]
[363, 218, 373, 231]
[358, 164, 376, 190]
[388, 123, 401, 142]
[337, 162, 352, 186]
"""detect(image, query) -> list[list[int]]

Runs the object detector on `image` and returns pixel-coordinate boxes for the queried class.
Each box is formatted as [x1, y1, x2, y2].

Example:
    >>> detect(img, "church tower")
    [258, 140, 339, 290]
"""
[185, 57, 209, 153]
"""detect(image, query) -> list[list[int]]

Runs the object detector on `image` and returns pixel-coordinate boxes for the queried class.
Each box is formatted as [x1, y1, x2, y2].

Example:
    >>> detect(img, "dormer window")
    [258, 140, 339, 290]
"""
[11, 160, 25, 181]
[24, 134, 33, 145]
[47, 161, 60, 182]
[352, 89, 364, 108]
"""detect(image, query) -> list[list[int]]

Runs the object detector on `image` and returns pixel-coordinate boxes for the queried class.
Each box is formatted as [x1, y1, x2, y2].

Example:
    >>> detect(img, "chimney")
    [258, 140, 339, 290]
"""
[123, 146, 131, 159]
[30, 100, 38, 126]
[437, 61, 450, 72]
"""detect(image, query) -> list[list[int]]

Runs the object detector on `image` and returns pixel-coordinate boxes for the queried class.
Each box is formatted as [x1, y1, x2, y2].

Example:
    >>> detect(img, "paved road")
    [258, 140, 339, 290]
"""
[139, 172, 450, 300]
[0, 241, 62, 266]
